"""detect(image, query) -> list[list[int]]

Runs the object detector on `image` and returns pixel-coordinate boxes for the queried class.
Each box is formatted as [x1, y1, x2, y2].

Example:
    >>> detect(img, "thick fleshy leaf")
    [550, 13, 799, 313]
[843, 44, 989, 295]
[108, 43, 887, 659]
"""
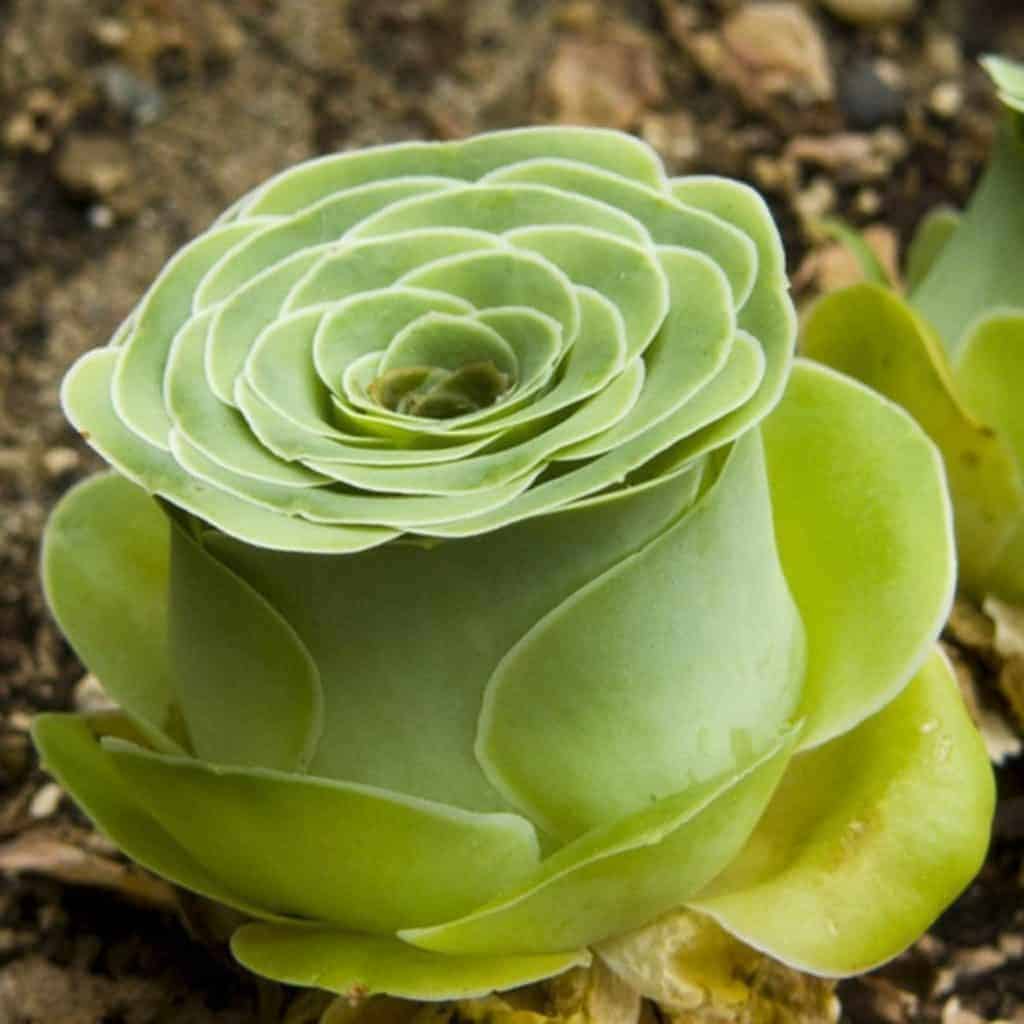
[168, 519, 323, 772]
[690, 650, 994, 976]
[231, 926, 588, 1000]
[31, 713, 275, 918]
[243, 127, 665, 217]
[911, 110, 1024, 353]
[761, 360, 956, 750]
[483, 160, 757, 307]
[905, 207, 960, 294]
[103, 738, 541, 932]
[955, 311, 1024, 601]
[477, 430, 805, 840]
[801, 285, 1024, 598]
[113, 220, 269, 448]
[41, 473, 182, 752]
[983, 54, 1024, 113]
[63, 349, 395, 553]
[206, 469, 702, 814]
[402, 728, 796, 956]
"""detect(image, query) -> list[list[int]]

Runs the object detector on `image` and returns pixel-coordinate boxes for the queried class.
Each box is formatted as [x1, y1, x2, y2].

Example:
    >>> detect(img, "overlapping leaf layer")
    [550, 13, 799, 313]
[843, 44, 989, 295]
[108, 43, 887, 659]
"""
[37, 128, 991, 1001]
[61, 128, 792, 551]
[804, 56, 1024, 601]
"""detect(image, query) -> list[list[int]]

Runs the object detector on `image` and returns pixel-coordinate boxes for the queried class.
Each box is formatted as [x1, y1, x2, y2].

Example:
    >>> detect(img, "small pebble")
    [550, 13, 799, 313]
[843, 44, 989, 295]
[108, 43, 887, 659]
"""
[29, 783, 63, 820]
[930, 81, 963, 119]
[42, 447, 80, 478]
[88, 204, 115, 230]
[839, 60, 904, 129]
[97, 64, 164, 124]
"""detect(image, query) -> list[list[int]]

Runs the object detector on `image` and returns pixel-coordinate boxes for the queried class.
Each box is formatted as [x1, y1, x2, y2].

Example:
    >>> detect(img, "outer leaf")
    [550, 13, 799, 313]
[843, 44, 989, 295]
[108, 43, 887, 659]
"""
[800, 285, 1024, 598]
[102, 737, 541, 932]
[761, 360, 956, 749]
[982, 54, 1024, 114]
[911, 110, 1024, 353]
[689, 650, 994, 976]
[206, 469, 702, 814]
[401, 728, 796, 956]
[31, 713, 274, 918]
[42, 473, 182, 753]
[477, 430, 805, 839]
[168, 519, 323, 772]
[955, 310, 1024, 601]
[905, 207, 960, 294]
[230, 927, 588, 1000]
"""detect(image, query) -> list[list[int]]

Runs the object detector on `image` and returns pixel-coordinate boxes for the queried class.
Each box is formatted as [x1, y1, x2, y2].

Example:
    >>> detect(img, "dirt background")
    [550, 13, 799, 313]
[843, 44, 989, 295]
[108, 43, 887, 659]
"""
[2, 1, 1024, 1021]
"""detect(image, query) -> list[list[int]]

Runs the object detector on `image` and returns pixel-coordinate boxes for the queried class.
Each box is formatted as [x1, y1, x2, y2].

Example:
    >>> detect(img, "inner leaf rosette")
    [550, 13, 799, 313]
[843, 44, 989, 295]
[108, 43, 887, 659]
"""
[62, 127, 786, 552]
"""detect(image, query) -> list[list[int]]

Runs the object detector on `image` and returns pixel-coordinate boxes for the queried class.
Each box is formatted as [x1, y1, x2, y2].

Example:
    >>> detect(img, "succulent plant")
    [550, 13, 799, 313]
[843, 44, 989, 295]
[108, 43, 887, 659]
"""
[35, 127, 991, 1002]
[804, 55, 1024, 603]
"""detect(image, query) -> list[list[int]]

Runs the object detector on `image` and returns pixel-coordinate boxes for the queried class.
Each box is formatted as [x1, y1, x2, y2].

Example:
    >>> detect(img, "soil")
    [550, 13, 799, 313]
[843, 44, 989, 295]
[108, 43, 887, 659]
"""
[2, 1, 1024, 1021]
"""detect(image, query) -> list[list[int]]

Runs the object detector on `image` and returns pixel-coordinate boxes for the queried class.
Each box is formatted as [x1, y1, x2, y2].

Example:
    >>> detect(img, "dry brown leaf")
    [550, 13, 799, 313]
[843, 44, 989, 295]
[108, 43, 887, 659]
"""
[0, 826, 178, 910]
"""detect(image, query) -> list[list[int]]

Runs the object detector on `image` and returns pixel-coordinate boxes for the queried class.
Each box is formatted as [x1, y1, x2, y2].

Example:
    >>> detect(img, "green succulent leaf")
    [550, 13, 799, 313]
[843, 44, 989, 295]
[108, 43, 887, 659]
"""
[41, 473, 183, 753]
[804, 59, 1024, 604]
[689, 649, 995, 976]
[910, 63, 1024, 352]
[102, 737, 541, 932]
[982, 54, 1024, 114]
[800, 285, 1023, 599]
[230, 927, 589, 1001]
[401, 726, 798, 957]
[477, 431, 805, 840]
[34, 124, 985, 999]
[206, 470, 704, 815]
[955, 310, 1024, 600]
[168, 515, 323, 772]
[31, 713, 277, 919]
[905, 207, 960, 293]
[762, 360, 955, 749]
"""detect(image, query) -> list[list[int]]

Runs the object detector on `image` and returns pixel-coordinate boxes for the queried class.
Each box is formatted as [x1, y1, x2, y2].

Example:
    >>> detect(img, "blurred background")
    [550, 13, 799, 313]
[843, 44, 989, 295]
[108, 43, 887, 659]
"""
[2, 1, 1024, 1021]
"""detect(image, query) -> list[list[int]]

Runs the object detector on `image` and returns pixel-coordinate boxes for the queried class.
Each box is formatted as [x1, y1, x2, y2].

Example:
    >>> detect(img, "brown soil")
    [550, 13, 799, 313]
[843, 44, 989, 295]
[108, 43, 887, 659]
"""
[2, 1, 1024, 1021]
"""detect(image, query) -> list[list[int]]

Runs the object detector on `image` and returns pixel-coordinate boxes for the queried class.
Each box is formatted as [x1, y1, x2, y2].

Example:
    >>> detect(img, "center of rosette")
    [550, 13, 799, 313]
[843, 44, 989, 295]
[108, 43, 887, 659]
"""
[370, 361, 512, 418]
[368, 313, 518, 419]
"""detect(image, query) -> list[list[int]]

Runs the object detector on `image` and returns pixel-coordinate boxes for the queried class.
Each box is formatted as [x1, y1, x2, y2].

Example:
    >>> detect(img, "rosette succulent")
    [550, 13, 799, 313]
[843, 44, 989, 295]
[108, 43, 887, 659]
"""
[804, 56, 1024, 603]
[36, 127, 992, 1002]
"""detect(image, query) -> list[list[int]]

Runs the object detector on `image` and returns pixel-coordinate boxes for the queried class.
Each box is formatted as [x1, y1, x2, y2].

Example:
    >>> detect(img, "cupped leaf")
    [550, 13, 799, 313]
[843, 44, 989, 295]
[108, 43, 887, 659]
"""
[244, 126, 665, 217]
[32, 713, 276, 919]
[206, 469, 702, 814]
[555, 246, 734, 461]
[231, 926, 588, 1001]
[349, 185, 648, 247]
[982, 54, 1024, 115]
[42, 473, 182, 753]
[689, 649, 994, 976]
[168, 518, 323, 772]
[955, 310, 1024, 601]
[484, 159, 757, 308]
[63, 348, 395, 554]
[114, 220, 269, 448]
[102, 737, 541, 932]
[905, 207, 960, 294]
[402, 727, 796, 957]
[800, 284, 1024, 598]
[477, 430, 805, 840]
[761, 360, 956, 750]
[166, 311, 329, 487]
[910, 106, 1024, 353]
[195, 178, 459, 308]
